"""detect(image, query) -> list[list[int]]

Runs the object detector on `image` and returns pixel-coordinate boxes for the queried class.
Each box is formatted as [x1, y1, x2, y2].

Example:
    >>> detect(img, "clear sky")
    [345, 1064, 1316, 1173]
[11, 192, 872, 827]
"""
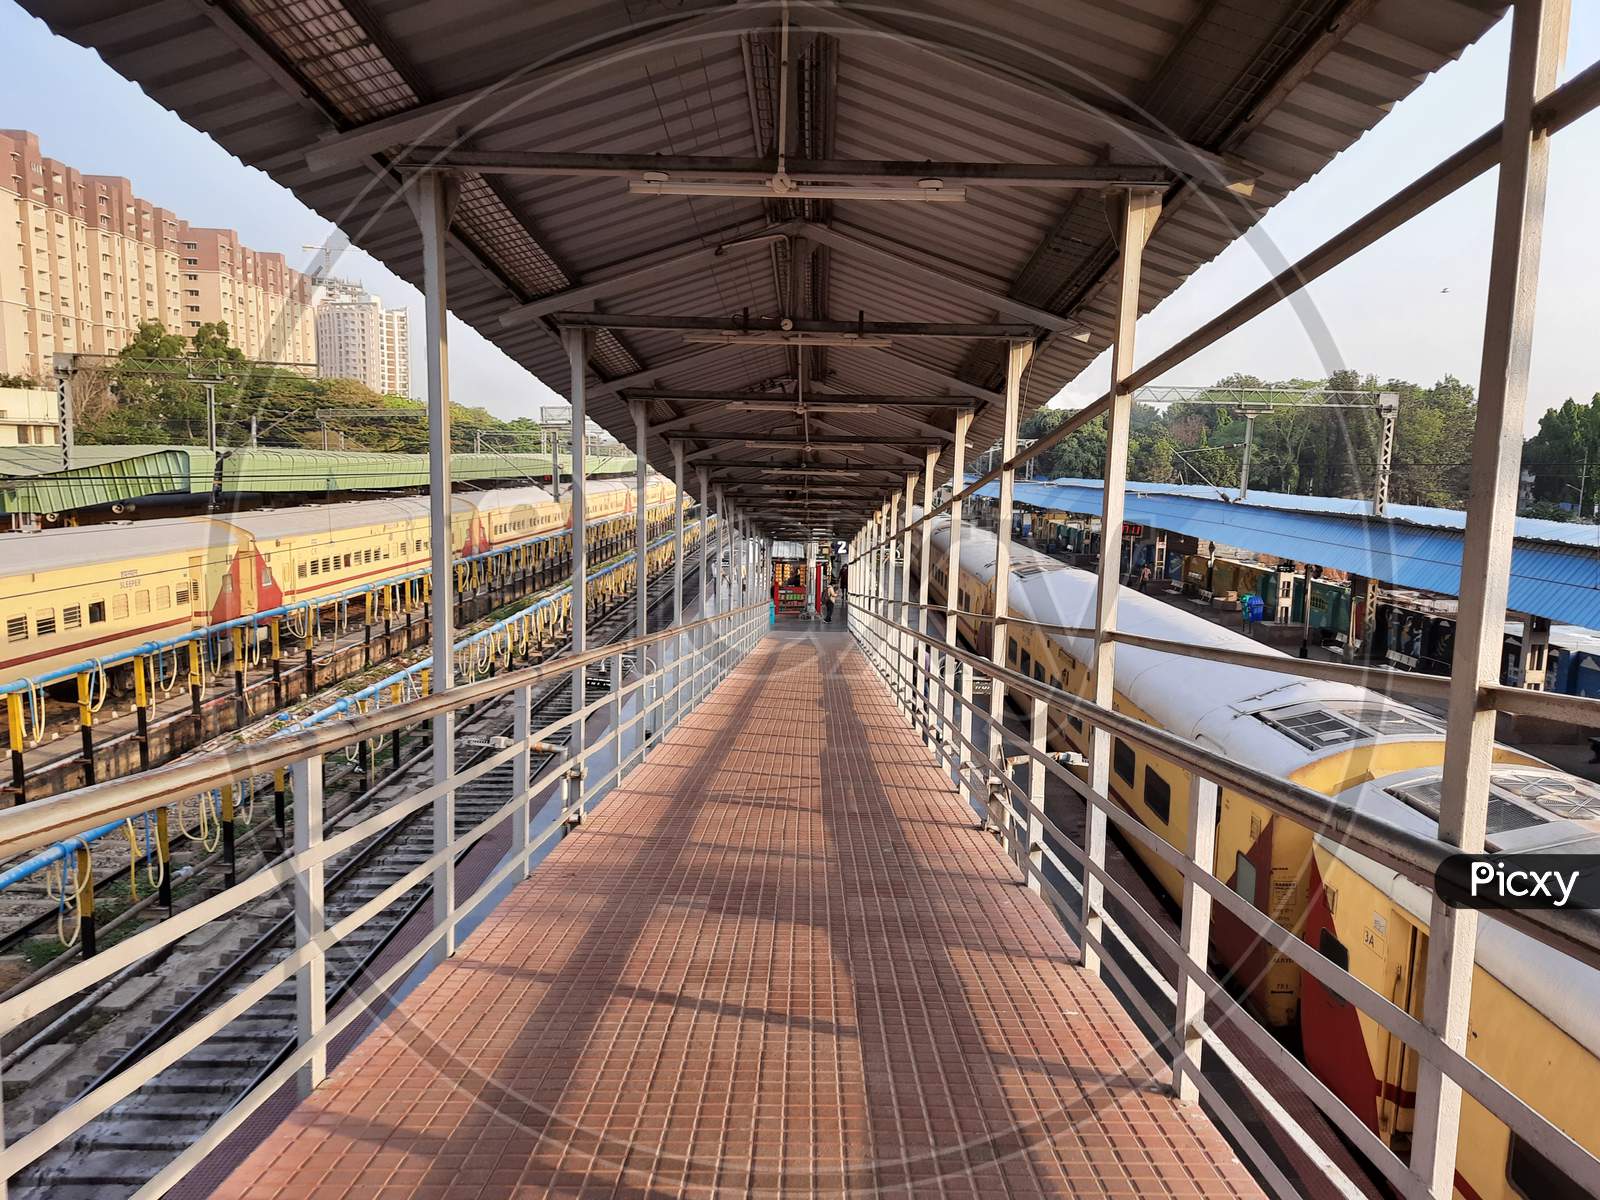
[1, 3, 1594, 434]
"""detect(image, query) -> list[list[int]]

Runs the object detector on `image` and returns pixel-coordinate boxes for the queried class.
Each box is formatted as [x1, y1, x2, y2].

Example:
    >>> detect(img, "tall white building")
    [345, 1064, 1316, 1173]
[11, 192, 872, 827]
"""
[312, 277, 411, 396]
[380, 309, 410, 398]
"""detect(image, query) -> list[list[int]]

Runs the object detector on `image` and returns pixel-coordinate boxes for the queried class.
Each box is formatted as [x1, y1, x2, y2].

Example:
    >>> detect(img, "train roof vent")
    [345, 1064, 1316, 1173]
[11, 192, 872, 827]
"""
[1332, 703, 1444, 739]
[1490, 768, 1600, 824]
[1013, 563, 1066, 578]
[1254, 703, 1365, 750]
[1385, 769, 1598, 839]
[1484, 797, 1548, 835]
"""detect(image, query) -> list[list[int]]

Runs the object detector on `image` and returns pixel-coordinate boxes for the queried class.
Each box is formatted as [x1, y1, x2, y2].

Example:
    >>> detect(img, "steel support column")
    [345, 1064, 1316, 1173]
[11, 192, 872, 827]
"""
[1411, 2, 1568, 1191]
[899, 470, 917, 715]
[633, 400, 649, 642]
[1083, 188, 1161, 977]
[987, 340, 1033, 804]
[565, 327, 593, 812]
[672, 443, 685, 726]
[413, 170, 459, 963]
[885, 491, 901, 697]
[944, 410, 972, 793]
[917, 447, 938, 741]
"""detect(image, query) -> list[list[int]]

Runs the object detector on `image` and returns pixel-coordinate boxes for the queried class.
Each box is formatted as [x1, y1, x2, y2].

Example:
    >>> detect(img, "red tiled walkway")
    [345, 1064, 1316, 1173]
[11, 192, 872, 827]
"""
[217, 631, 1260, 1199]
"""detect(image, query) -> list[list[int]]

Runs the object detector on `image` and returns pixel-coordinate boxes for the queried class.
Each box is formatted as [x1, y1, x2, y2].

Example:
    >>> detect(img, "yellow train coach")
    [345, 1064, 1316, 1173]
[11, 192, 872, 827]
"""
[919, 517, 1600, 1200]
[0, 480, 682, 689]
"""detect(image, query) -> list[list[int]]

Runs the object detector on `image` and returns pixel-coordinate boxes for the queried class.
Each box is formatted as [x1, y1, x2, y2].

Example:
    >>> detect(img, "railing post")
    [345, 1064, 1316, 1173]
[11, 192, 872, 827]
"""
[1025, 695, 1046, 893]
[1412, 1, 1567, 1190]
[292, 752, 326, 1097]
[610, 651, 625, 775]
[1083, 187, 1161, 977]
[512, 684, 531, 881]
[1173, 775, 1218, 1101]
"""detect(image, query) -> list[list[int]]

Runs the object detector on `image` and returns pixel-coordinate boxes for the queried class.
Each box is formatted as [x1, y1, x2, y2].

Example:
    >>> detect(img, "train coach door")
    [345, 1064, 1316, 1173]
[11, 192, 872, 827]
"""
[1377, 914, 1426, 1147]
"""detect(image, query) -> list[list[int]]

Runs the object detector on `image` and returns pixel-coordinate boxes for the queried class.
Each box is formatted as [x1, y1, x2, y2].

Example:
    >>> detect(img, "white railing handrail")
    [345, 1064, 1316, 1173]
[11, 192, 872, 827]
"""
[0, 600, 768, 865]
[847, 592, 1600, 1200]
[0, 598, 770, 1197]
[851, 592, 1600, 967]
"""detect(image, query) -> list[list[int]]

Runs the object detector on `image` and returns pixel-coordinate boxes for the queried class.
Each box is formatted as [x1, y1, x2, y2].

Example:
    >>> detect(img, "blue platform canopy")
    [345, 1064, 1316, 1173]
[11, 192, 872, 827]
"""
[975, 477, 1600, 630]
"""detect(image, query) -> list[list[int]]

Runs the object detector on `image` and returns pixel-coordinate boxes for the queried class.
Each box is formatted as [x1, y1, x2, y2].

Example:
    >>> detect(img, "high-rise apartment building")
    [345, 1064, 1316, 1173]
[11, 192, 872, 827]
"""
[380, 309, 410, 398]
[312, 277, 411, 397]
[313, 283, 382, 392]
[0, 130, 315, 379]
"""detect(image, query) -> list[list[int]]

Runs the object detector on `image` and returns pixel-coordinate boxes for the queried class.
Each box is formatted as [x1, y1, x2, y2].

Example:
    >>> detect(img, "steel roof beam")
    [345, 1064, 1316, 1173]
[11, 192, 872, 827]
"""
[499, 221, 799, 327]
[395, 149, 1172, 188]
[303, 5, 774, 171]
[859, 348, 1008, 406]
[795, 222, 1088, 335]
[704, 461, 905, 473]
[625, 389, 974, 408]
[552, 313, 1039, 339]
[670, 434, 941, 448]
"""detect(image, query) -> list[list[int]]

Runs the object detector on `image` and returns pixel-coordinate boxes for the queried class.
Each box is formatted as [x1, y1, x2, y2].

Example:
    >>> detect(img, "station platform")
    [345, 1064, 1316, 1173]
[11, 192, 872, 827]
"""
[214, 630, 1259, 1198]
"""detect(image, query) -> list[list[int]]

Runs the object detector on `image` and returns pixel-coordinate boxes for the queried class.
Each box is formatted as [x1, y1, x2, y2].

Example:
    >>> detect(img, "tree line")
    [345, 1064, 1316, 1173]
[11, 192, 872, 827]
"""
[45, 321, 554, 455]
[1020, 370, 1599, 522]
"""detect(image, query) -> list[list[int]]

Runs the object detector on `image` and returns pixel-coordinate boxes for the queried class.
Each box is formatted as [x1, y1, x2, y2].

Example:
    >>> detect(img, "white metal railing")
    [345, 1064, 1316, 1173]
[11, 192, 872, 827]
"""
[0, 599, 768, 1199]
[846, 588, 1600, 1200]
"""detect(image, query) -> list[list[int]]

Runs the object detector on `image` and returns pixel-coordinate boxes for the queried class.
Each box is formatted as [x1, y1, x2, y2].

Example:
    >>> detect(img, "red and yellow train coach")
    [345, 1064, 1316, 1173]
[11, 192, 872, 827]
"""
[921, 517, 1600, 1200]
[0, 480, 683, 689]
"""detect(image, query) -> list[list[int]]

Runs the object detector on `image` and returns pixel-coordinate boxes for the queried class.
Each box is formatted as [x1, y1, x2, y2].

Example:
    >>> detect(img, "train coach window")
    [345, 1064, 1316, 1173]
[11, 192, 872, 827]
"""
[309, 560, 319, 577]
[62, 605, 81, 629]
[1143, 767, 1171, 824]
[1507, 1133, 1586, 1200]
[34, 610, 55, 637]
[1113, 739, 1135, 785]
[7, 616, 27, 642]
[1008, 638, 1018, 664]
[87, 601, 105, 624]
[135, 590, 150, 615]
[113, 595, 128, 620]
[1020, 648, 1031, 674]
[175, 586, 189, 606]
[1033, 663, 1045, 683]
[1233, 853, 1258, 906]
[297, 563, 308, 579]
[156, 586, 170, 609]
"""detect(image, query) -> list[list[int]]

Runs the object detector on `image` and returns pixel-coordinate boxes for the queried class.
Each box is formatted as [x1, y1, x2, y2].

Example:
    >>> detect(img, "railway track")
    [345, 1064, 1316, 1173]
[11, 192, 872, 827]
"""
[6, 552, 704, 1200]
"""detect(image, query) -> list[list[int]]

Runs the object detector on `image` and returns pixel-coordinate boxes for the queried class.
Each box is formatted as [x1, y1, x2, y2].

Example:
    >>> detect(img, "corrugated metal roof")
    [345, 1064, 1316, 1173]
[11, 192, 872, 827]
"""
[0, 446, 637, 513]
[979, 477, 1600, 628]
[22, 0, 1507, 536]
